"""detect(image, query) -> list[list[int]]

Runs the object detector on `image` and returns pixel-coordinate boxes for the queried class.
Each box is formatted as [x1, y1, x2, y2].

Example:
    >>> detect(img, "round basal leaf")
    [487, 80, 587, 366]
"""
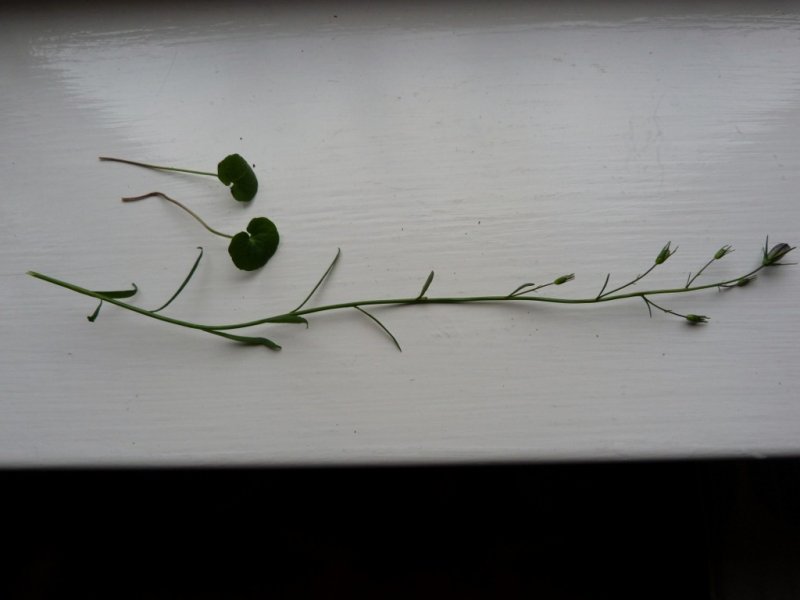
[228, 217, 279, 271]
[217, 154, 258, 202]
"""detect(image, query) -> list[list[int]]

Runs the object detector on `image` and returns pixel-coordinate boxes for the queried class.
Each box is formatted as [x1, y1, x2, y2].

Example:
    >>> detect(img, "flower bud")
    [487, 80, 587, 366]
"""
[655, 242, 676, 265]
[763, 242, 795, 266]
[553, 274, 575, 285]
[735, 276, 755, 287]
[684, 314, 709, 324]
[714, 245, 733, 260]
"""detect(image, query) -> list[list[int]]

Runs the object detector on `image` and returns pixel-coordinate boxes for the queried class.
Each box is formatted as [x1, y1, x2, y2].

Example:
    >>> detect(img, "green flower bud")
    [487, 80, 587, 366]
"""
[763, 242, 795, 266]
[714, 245, 733, 260]
[553, 274, 575, 285]
[655, 242, 677, 265]
[735, 276, 755, 287]
[684, 314, 709, 324]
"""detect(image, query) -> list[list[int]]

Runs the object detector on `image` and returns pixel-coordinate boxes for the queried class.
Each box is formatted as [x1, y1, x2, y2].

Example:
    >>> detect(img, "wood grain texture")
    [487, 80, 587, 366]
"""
[1, 1, 798, 465]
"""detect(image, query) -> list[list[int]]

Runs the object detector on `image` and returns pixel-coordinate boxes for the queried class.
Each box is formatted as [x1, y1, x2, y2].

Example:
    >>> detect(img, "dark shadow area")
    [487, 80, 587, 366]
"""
[2, 459, 799, 599]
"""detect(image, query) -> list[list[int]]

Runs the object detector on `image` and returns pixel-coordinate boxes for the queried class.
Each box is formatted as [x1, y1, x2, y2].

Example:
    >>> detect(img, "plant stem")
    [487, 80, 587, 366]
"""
[597, 263, 658, 298]
[686, 258, 715, 288]
[27, 262, 768, 341]
[27, 271, 223, 333]
[642, 296, 686, 320]
[122, 192, 233, 239]
[99, 156, 217, 178]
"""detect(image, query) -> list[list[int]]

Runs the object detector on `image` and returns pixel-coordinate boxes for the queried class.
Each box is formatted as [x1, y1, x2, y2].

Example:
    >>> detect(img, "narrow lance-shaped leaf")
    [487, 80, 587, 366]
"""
[152, 247, 203, 313]
[206, 330, 282, 350]
[354, 306, 402, 352]
[292, 248, 341, 312]
[87, 283, 138, 322]
[87, 302, 103, 322]
[265, 315, 309, 327]
[417, 271, 435, 299]
[508, 282, 537, 297]
[94, 284, 139, 298]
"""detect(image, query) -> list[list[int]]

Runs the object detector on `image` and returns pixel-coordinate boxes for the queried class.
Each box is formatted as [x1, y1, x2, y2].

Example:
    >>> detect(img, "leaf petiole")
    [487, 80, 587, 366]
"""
[99, 156, 217, 178]
[100, 153, 258, 202]
[123, 192, 233, 239]
[122, 192, 280, 272]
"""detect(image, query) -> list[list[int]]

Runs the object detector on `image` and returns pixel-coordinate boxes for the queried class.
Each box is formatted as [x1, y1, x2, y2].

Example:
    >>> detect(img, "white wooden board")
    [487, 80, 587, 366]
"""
[2, 1, 799, 465]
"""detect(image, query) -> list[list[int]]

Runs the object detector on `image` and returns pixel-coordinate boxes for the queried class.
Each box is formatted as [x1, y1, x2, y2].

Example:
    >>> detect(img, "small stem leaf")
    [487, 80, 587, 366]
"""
[509, 282, 537, 297]
[228, 217, 280, 271]
[93, 283, 138, 299]
[207, 329, 281, 350]
[641, 296, 653, 318]
[354, 306, 402, 351]
[151, 248, 203, 313]
[292, 248, 341, 312]
[87, 301, 103, 322]
[85, 283, 137, 322]
[596, 273, 611, 299]
[418, 271, 435, 299]
[265, 315, 309, 327]
[217, 154, 258, 202]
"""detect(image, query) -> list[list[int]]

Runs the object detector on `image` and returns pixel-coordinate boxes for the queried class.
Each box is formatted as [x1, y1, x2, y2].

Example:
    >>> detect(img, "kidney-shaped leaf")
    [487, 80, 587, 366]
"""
[228, 217, 279, 271]
[217, 154, 258, 202]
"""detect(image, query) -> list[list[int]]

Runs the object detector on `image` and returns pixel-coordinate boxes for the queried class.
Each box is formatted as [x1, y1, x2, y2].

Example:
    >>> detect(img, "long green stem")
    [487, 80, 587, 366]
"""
[26, 262, 767, 335]
[99, 156, 217, 178]
[122, 192, 233, 239]
[26, 239, 795, 350]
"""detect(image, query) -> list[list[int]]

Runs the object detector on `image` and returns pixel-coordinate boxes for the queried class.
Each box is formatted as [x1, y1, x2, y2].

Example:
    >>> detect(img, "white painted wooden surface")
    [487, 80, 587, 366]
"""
[2, 1, 798, 466]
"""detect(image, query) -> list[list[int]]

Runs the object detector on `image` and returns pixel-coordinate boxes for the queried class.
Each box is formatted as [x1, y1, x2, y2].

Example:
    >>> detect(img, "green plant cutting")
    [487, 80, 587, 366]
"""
[120, 191, 279, 271]
[28, 238, 795, 352]
[99, 154, 258, 202]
